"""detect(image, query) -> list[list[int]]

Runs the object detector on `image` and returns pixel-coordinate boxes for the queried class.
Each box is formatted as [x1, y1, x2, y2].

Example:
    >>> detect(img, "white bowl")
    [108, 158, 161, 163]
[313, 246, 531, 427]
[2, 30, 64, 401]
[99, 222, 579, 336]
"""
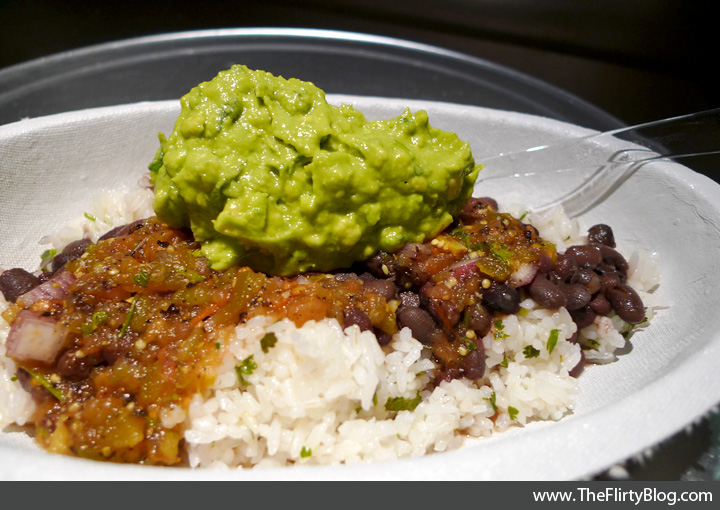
[1, 97, 719, 480]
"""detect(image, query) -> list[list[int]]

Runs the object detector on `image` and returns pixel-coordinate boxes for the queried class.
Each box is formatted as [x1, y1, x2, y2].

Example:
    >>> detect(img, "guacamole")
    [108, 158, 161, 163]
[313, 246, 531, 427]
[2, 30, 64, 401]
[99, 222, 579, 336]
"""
[151, 65, 479, 275]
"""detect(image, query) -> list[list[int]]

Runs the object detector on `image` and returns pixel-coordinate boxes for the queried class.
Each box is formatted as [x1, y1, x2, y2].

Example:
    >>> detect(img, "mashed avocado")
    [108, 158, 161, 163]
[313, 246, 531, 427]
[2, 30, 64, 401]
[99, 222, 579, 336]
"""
[151, 65, 479, 275]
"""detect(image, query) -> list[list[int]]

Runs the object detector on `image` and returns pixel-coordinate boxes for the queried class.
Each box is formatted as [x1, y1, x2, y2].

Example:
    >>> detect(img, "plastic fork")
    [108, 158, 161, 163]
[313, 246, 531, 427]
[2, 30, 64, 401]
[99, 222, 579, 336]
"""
[475, 107, 720, 217]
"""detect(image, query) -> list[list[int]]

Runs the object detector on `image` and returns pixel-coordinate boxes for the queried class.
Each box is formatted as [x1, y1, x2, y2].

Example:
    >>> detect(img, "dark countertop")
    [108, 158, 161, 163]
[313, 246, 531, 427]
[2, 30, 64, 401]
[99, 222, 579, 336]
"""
[0, 0, 717, 480]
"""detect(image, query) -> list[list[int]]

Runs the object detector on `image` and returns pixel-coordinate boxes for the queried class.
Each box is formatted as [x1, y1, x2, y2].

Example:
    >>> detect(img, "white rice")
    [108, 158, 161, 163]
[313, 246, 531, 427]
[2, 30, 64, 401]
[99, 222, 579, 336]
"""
[0, 185, 662, 467]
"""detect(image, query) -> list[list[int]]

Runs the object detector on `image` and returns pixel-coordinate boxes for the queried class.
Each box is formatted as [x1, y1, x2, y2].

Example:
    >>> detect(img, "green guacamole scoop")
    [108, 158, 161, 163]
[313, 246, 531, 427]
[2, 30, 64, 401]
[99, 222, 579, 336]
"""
[151, 65, 479, 276]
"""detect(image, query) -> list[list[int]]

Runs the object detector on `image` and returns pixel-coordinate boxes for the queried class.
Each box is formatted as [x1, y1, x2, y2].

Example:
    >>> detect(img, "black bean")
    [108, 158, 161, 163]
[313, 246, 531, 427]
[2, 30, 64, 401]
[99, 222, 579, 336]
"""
[461, 347, 486, 379]
[397, 305, 438, 345]
[589, 293, 612, 316]
[62, 238, 92, 258]
[98, 225, 125, 241]
[465, 302, 492, 336]
[536, 252, 554, 274]
[550, 253, 578, 283]
[365, 252, 395, 279]
[598, 245, 629, 274]
[598, 270, 622, 291]
[569, 349, 585, 378]
[570, 306, 597, 329]
[52, 238, 92, 272]
[477, 197, 499, 211]
[344, 308, 373, 332]
[375, 330, 394, 347]
[566, 245, 603, 268]
[364, 279, 397, 301]
[607, 284, 645, 324]
[588, 224, 616, 247]
[437, 367, 463, 383]
[101, 338, 132, 365]
[574, 268, 601, 294]
[98, 219, 145, 241]
[56, 350, 101, 380]
[458, 197, 498, 223]
[562, 283, 592, 311]
[529, 273, 567, 309]
[0, 268, 40, 302]
[481, 282, 521, 314]
[420, 283, 461, 327]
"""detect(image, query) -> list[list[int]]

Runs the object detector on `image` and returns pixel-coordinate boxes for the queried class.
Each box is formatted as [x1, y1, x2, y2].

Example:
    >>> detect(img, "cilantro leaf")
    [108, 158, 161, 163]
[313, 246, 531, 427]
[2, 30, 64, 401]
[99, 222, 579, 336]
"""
[118, 299, 136, 339]
[133, 270, 151, 287]
[494, 319, 509, 339]
[235, 356, 258, 386]
[546, 329, 559, 354]
[261, 332, 277, 353]
[484, 391, 498, 413]
[523, 345, 540, 359]
[385, 391, 422, 412]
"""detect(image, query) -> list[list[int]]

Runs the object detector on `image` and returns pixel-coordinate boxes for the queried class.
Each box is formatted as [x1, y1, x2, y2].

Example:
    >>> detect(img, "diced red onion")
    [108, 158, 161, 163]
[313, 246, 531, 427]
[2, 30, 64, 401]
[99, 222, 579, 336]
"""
[6, 310, 68, 364]
[448, 257, 482, 280]
[16, 271, 76, 308]
[509, 263, 538, 288]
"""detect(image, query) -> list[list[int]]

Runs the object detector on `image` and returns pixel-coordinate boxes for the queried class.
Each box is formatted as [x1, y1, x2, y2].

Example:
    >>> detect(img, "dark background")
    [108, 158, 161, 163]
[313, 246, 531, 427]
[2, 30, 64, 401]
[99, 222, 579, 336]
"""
[0, 0, 715, 125]
[0, 0, 718, 480]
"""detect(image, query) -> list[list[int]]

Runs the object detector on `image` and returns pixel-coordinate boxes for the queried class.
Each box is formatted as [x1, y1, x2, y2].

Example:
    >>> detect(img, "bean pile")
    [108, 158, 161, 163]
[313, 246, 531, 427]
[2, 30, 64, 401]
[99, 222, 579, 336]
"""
[356, 198, 646, 381]
[530, 224, 645, 328]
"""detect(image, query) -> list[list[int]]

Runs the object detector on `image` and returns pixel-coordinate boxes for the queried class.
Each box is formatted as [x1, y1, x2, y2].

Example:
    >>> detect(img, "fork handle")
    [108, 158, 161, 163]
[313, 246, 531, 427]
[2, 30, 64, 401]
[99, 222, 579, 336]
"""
[478, 108, 720, 216]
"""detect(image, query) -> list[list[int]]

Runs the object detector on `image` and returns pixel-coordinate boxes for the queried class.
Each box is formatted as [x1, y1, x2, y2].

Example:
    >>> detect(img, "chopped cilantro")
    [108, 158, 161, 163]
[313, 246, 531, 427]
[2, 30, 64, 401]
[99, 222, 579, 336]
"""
[622, 313, 649, 339]
[518, 211, 529, 221]
[385, 391, 422, 412]
[260, 332, 277, 353]
[500, 354, 508, 368]
[84, 212, 97, 222]
[235, 356, 257, 386]
[10, 374, 18, 382]
[493, 319, 509, 339]
[22, 367, 65, 401]
[508, 406, 519, 420]
[484, 391, 498, 413]
[92, 310, 110, 327]
[118, 299, 136, 339]
[584, 338, 600, 348]
[300, 446, 312, 458]
[82, 310, 110, 337]
[133, 270, 151, 287]
[523, 345, 540, 358]
[546, 329, 559, 354]
[40, 248, 57, 269]
[451, 227, 471, 245]
[215, 342, 222, 350]
[469, 241, 489, 252]
[489, 243, 513, 264]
